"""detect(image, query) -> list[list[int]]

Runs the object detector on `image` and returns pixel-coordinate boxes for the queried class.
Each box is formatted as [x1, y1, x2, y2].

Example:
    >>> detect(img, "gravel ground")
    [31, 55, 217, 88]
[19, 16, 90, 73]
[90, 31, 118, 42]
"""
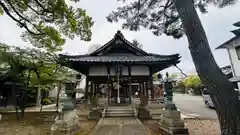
[142, 120, 169, 135]
[185, 119, 221, 135]
[78, 120, 97, 135]
[0, 113, 57, 135]
[142, 119, 221, 135]
[0, 112, 97, 135]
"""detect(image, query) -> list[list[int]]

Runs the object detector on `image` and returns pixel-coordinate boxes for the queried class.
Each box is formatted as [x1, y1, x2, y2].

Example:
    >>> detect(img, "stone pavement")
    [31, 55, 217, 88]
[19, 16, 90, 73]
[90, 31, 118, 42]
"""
[90, 118, 150, 135]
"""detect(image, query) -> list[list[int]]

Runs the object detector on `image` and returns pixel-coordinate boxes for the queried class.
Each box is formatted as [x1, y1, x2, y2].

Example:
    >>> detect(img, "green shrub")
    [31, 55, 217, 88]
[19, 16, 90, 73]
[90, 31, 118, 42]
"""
[42, 98, 52, 105]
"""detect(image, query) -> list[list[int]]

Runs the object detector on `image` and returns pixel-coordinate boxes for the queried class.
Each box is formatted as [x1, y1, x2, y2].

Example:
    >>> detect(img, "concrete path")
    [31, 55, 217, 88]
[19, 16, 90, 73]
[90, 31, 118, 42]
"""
[90, 118, 150, 135]
[173, 94, 218, 119]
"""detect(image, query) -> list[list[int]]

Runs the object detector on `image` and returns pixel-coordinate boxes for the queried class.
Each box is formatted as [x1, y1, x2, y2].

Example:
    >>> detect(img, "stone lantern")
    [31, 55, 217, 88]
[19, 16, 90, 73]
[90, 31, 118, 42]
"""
[163, 72, 174, 102]
[159, 72, 189, 135]
[51, 74, 81, 135]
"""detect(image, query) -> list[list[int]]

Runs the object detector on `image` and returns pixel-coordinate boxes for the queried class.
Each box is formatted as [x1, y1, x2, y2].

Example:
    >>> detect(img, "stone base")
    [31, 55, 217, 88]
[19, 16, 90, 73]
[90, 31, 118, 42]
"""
[88, 109, 102, 120]
[138, 105, 151, 120]
[162, 110, 181, 119]
[159, 109, 188, 135]
[51, 118, 80, 135]
[159, 115, 185, 127]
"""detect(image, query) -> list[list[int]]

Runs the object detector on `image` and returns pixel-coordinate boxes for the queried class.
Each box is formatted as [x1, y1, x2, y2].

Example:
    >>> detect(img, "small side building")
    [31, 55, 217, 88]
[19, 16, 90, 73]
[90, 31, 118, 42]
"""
[216, 21, 240, 89]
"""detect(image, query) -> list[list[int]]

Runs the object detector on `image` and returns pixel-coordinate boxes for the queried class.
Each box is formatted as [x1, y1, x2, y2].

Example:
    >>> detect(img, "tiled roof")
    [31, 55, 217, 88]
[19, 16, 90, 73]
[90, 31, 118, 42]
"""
[216, 36, 238, 49]
[68, 55, 179, 63]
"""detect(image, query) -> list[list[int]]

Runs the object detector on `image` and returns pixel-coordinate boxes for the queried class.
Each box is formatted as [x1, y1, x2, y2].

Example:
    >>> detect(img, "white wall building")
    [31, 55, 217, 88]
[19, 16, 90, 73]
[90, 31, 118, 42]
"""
[48, 74, 85, 99]
[216, 22, 240, 89]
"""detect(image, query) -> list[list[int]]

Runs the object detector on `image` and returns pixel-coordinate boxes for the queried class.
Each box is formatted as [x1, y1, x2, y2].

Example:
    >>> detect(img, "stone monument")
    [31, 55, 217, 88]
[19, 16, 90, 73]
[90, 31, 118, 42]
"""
[159, 72, 189, 135]
[51, 88, 80, 135]
[138, 93, 151, 119]
[88, 93, 102, 120]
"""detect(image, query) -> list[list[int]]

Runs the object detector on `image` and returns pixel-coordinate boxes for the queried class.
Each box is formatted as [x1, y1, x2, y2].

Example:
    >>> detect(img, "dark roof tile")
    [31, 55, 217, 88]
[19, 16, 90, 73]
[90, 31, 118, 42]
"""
[68, 55, 179, 63]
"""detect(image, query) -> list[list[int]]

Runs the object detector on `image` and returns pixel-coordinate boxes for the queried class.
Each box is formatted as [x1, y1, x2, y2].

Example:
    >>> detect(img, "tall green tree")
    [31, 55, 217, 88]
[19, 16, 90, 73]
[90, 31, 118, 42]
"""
[183, 75, 202, 95]
[0, 43, 72, 111]
[0, 0, 93, 51]
[88, 44, 102, 53]
[107, 0, 240, 134]
[132, 39, 143, 49]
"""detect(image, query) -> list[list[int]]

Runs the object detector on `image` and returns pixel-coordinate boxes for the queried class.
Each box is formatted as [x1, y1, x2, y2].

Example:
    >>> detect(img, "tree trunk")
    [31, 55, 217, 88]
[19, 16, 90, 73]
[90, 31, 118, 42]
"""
[36, 85, 41, 107]
[173, 0, 240, 134]
[56, 82, 61, 112]
[12, 83, 19, 120]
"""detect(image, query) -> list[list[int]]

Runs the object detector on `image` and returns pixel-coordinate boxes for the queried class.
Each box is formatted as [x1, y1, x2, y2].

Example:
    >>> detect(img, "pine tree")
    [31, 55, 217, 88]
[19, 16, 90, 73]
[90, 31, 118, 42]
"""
[107, 0, 240, 134]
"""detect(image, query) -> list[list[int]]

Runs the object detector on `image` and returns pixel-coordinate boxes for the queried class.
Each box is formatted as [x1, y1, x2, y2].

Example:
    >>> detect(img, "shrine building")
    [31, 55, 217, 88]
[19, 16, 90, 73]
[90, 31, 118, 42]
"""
[59, 31, 181, 104]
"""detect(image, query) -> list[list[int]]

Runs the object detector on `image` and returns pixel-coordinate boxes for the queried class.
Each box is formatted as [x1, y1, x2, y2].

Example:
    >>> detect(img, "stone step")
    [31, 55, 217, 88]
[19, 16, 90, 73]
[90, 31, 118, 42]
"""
[106, 109, 134, 113]
[105, 113, 134, 117]
[106, 107, 133, 110]
[105, 109, 135, 117]
[105, 111, 134, 114]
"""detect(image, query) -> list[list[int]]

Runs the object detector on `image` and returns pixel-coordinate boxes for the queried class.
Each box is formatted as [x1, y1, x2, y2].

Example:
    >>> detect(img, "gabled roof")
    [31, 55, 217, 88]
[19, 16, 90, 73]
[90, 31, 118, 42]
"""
[89, 30, 148, 56]
[216, 22, 240, 49]
[59, 31, 181, 74]
[59, 30, 181, 64]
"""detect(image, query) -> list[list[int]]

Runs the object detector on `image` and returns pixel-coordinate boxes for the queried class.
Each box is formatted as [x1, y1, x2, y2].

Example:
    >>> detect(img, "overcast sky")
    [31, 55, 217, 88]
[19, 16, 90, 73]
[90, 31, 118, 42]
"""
[1, 0, 240, 75]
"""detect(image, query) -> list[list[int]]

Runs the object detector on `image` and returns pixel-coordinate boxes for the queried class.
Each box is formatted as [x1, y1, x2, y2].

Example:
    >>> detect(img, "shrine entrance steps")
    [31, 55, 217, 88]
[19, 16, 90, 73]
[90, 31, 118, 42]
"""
[104, 106, 135, 118]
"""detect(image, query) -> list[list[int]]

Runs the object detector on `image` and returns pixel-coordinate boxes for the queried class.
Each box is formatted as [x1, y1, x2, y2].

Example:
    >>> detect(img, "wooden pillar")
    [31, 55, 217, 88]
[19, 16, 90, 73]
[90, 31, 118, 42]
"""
[107, 77, 110, 103]
[110, 82, 113, 98]
[140, 82, 143, 94]
[128, 66, 132, 104]
[145, 81, 149, 99]
[96, 83, 98, 93]
[85, 76, 89, 99]
[93, 83, 96, 95]
[90, 81, 93, 98]
[143, 82, 146, 96]
[129, 78, 132, 104]
[148, 67, 153, 100]
[150, 77, 154, 100]
[107, 66, 111, 103]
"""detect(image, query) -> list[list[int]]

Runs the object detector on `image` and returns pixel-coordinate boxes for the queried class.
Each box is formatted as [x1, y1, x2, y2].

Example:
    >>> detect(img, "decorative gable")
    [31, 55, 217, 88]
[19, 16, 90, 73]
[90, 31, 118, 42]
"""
[89, 30, 148, 56]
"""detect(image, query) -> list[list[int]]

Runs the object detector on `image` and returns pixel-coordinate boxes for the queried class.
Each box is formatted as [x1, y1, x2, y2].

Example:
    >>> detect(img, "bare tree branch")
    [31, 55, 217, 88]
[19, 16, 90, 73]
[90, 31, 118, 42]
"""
[26, 4, 55, 23]
[33, 0, 52, 13]
[174, 65, 188, 78]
